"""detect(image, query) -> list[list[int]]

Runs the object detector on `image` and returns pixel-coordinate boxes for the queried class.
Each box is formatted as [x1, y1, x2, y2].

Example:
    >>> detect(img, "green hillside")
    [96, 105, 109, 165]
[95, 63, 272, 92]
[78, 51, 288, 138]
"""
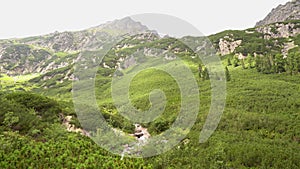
[1, 64, 299, 168]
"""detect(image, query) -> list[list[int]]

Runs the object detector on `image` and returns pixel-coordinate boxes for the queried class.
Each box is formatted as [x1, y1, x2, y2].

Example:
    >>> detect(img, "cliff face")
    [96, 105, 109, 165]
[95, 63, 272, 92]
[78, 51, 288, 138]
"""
[256, 0, 300, 27]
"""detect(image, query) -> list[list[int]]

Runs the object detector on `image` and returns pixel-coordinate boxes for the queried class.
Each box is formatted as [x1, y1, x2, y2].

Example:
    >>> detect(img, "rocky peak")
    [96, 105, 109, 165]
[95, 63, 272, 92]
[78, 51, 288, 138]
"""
[17, 17, 150, 53]
[256, 0, 300, 27]
[91, 17, 149, 35]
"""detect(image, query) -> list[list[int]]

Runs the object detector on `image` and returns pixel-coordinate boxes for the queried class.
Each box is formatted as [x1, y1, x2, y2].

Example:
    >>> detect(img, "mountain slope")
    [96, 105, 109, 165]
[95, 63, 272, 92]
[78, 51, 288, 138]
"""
[0, 17, 149, 76]
[207, 21, 300, 58]
[256, 0, 300, 27]
[1, 19, 300, 97]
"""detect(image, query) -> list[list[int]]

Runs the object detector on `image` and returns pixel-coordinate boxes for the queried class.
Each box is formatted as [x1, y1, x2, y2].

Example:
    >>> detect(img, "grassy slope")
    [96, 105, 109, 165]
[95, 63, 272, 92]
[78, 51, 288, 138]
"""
[89, 57, 300, 168]
[0, 73, 40, 91]
[144, 66, 300, 168]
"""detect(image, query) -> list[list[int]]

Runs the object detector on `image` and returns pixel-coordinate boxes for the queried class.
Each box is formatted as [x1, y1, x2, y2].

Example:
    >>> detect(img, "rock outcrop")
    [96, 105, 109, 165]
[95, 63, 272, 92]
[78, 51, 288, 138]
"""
[218, 36, 242, 56]
[130, 124, 151, 143]
[282, 41, 298, 57]
[60, 114, 90, 137]
[256, 22, 300, 39]
[121, 124, 151, 159]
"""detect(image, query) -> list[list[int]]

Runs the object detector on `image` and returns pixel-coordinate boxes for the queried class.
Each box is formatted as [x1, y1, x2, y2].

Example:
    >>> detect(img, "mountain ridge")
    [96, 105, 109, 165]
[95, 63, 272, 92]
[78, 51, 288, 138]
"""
[256, 0, 300, 27]
[1, 18, 300, 77]
[0, 17, 151, 76]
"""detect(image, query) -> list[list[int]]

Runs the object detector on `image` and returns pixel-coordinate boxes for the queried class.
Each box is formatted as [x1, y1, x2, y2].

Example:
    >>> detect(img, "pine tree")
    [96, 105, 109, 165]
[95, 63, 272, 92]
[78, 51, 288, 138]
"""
[241, 59, 246, 69]
[255, 56, 263, 72]
[227, 58, 232, 66]
[262, 55, 272, 74]
[274, 53, 286, 73]
[287, 52, 295, 75]
[198, 64, 203, 78]
[295, 51, 300, 73]
[202, 67, 209, 80]
[233, 57, 239, 67]
[225, 66, 231, 81]
[246, 54, 255, 69]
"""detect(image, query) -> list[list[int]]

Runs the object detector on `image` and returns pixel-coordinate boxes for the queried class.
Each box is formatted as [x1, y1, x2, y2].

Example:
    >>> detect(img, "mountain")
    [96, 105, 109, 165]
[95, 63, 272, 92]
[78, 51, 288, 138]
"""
[1, 16, 300, 95]
[0, 17, 150, 76]
[18, 17, 149, 52]
[92, 17, 149, 35]
[256, 0, 300, 27]
[1, 13, 300, 77]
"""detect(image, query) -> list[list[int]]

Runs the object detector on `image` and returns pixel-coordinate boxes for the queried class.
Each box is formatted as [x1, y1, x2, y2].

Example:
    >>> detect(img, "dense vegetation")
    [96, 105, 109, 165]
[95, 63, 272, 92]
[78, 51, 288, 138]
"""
[0, 131, 151, 168]
[0, 92, 73, 138]
[224, 47, 300, 75]
[1, 65, 299, 168]
[0, 92, 151, 168]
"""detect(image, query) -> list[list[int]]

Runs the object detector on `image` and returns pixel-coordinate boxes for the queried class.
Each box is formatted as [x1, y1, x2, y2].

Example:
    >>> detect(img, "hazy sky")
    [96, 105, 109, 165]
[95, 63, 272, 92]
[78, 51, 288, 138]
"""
[0, 0, 290, 39]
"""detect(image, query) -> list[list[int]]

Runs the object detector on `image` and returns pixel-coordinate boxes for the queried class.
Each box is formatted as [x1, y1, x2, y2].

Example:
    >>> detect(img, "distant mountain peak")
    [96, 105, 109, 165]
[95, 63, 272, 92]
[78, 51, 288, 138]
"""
[92, 17, 149, 34]
[256, 0, 300, 27]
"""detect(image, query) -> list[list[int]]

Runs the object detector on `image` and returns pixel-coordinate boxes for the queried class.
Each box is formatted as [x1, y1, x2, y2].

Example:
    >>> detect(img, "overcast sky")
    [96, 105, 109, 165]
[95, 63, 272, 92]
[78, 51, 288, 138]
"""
[0, 0, 290, 39]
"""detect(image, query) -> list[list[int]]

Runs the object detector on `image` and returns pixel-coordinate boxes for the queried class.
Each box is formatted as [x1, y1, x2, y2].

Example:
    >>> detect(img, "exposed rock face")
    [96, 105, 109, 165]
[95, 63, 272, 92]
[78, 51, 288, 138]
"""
[61, 115, 90, 137]
[256, 22, 300, 39]
[218, 36, 242, 56]
[282, 41, 298, 57]
[130, 124, 151, 143]
[121, 124, 151, 159]
[122, 56, 136, 69]
[256, 0, 300, 27]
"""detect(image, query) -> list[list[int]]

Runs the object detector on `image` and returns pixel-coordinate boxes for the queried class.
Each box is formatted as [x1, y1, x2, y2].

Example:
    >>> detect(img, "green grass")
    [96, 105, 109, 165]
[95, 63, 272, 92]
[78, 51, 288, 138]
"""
[93, 57, 201, 133]
[0, 73, 40, 91]
[54, 51, 69, 57]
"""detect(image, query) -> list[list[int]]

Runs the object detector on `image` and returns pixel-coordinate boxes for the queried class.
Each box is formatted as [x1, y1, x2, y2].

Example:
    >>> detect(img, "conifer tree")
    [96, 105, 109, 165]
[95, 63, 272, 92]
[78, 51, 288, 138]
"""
[198, 64, 203, 78]
[202, 67, 209, 80]
[227, 58, 232, 66]
[225, 66, 231, 81]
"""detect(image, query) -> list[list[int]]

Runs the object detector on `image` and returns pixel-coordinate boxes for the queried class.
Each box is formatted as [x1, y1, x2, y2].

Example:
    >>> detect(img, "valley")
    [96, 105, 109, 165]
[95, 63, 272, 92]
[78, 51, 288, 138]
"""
[1, 1, 300, 168]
